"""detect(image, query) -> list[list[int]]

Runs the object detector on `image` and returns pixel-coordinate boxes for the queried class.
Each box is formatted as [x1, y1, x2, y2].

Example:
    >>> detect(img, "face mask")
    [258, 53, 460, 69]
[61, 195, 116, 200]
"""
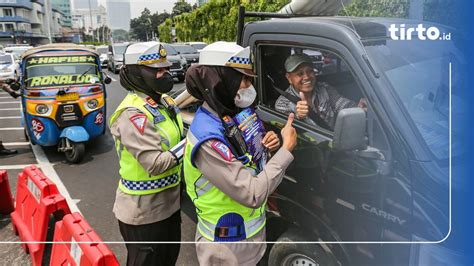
[234, 85, 257, 108]
[140, 66, 174, 94]
[152, 72, 174, 93]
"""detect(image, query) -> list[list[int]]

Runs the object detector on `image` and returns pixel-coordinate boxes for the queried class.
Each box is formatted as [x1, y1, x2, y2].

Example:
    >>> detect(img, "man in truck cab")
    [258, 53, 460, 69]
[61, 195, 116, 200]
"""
[275, 53, 367, 130]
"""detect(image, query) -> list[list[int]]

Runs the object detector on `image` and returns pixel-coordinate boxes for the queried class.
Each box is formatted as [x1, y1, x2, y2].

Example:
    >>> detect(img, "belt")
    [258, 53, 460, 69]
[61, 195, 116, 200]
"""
[121, 173, 179, 191]
[198, 214, 265, 242]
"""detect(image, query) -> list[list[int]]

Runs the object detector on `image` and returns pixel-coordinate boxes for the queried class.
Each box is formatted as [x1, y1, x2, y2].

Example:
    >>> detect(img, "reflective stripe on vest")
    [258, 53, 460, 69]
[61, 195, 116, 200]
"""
[121, 173, 179, 191]
[195, 175, 214, 197]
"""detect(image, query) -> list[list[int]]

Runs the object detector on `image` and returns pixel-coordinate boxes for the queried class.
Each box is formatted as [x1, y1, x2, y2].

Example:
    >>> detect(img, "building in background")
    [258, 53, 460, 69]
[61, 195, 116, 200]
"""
[71, 5, 108, 31]
[106, 0, 131, 31]
[0, 0, 67, 46]
[52, 0, 72, 27]
[72, 0, 97, 10]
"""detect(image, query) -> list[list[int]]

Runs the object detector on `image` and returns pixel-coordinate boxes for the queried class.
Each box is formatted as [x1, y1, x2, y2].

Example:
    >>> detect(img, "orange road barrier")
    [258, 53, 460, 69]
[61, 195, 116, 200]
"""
[0, 170, 15, 215]
[50, 212, 120, 266]
[10, 165, 71, 266]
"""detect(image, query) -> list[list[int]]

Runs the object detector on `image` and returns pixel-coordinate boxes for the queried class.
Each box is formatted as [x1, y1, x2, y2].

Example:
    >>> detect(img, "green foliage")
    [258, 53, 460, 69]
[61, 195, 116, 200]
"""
[340, 0, 410, 18]
[172, 0, 193, 16]
[423, 0, 461, 28]
[159, 0, 290, 43]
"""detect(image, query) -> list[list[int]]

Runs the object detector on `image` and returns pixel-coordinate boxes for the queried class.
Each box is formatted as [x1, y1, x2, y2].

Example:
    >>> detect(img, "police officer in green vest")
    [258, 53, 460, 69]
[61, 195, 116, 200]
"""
[109, 42, 184, 266]
[184, 41, 297, 265]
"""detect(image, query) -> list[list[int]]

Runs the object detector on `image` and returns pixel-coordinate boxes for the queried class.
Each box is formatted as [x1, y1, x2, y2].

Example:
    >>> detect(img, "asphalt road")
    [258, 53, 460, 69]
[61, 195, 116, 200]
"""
[0, 72, 198, 265]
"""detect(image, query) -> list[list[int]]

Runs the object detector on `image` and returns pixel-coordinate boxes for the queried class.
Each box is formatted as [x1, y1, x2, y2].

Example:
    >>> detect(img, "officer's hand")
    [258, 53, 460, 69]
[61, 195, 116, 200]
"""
[281, 113, 297, 152]
[262, 131, 280, 152]
[296, 92, 309, 120]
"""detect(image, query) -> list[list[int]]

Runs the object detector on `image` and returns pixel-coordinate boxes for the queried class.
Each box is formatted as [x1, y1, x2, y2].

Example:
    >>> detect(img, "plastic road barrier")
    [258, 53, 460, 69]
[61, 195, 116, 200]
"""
[50, 212, 119, 266]
[0, 170, 15, 214]
[10, 166, 71, 266]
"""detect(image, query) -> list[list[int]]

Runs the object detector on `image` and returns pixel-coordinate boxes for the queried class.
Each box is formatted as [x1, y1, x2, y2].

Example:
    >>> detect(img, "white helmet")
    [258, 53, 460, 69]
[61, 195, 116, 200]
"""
[124, 41, 172, 68]
[199, 41, 256, 76]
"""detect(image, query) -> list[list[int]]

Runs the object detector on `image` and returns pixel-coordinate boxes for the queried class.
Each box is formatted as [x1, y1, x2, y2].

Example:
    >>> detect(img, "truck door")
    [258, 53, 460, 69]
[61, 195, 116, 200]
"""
[254, 39, 410, 264]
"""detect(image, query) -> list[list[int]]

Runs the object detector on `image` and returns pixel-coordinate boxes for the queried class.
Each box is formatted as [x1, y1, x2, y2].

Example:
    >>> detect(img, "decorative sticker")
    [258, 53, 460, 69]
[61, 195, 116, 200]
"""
[94, 112, 104, 125]
[31, 118, 44, 140]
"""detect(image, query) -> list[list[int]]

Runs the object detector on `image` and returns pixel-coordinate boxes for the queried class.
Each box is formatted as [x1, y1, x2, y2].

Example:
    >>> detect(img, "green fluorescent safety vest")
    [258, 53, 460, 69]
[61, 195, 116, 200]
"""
[183, 107, 266, 241]
[110, 93, 184, 195]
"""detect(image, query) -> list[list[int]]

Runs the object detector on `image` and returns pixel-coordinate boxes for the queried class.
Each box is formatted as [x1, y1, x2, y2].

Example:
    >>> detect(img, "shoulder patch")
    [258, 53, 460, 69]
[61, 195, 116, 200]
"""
[211, 141, 232, 162]
[130, 113, 147, 135]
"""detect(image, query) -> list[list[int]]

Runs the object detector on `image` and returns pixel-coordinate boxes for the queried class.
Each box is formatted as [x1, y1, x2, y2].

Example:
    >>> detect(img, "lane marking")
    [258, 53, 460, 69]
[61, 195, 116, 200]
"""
[0, 102, 19, 104]
[3, 142, 30, 146]
[0, 116, 21, 119]
[0, 108, 21, 111]
[110, 76, 117, 82]
[0, 127, 23, 131]
[0, 164, 38, 170]
[0, 92, 8, 95]
[31, 144, 81, 214]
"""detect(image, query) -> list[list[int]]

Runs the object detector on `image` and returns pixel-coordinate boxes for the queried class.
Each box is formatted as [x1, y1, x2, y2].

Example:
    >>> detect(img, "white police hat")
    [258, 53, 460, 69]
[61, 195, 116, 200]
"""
[124, 41, 172, 68]
[199, 41, 256, 77]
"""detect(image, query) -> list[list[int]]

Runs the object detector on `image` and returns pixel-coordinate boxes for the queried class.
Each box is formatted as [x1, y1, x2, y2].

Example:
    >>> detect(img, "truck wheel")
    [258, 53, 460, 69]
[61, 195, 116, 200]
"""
[64, 142, 85, 163]
[178, 75, 185, 82]
[268, 229, 336, 266]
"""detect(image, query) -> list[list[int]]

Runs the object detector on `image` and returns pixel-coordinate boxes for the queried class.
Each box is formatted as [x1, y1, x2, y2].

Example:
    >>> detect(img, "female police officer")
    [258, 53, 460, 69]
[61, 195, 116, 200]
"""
[109, 42, 184, 266]
[183, 42, 297, 265]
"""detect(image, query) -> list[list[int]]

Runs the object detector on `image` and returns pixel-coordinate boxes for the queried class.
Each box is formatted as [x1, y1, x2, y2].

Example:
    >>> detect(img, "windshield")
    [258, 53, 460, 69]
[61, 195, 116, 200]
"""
[0, 55, 12, 64]
[162, 44, 178, 55]
[172, 45, 198, 54]
[364, 39, 464, 161]
[25, 55, 100, 88]
[113, 45, 128, 54]
[190, 43, 207, 50]
[96, 47, 108, 54]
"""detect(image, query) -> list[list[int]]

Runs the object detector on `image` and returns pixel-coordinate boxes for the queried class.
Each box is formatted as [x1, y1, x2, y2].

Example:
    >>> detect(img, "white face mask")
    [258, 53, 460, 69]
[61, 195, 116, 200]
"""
[234, 85, 257, 108]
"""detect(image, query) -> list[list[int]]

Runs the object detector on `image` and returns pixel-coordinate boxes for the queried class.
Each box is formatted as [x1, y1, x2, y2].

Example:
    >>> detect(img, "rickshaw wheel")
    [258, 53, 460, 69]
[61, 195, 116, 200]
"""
[64, 142, 85, 163]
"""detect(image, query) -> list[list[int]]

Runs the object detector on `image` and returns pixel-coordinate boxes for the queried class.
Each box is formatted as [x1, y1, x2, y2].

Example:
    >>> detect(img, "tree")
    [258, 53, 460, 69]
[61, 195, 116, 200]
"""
[172, 0, 192, 16]
[130, 8, 171, 41]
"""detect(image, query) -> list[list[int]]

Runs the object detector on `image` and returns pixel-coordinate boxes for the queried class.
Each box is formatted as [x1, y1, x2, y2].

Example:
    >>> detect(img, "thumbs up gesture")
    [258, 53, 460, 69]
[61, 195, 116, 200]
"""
[281, 113, 297, 152]
[295, 92, 309, 120]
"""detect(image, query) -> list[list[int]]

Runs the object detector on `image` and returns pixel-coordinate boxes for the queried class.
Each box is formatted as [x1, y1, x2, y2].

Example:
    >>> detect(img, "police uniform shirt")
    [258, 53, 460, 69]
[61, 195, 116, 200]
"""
[193, 103, 294, 265]
[110, 103, 180, 225]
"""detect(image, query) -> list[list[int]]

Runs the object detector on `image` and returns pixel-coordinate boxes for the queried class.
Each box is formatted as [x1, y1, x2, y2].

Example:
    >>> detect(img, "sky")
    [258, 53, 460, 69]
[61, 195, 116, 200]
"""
[97, 0, 198, 18]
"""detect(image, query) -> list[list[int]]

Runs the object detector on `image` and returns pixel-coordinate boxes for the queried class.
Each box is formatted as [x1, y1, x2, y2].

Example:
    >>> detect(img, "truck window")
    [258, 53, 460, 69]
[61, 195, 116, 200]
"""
[260, 45, 365, 132]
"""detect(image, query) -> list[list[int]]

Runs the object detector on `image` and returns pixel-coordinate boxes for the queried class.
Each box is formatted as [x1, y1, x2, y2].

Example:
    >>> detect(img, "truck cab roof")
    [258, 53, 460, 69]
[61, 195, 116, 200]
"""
[243, 16, 446, 42]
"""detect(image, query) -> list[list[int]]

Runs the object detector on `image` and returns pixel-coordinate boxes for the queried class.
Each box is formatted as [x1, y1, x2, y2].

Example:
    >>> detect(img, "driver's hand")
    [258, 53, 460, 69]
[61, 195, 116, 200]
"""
[296, 92, 309, 120]
[358, 98, 368, 112]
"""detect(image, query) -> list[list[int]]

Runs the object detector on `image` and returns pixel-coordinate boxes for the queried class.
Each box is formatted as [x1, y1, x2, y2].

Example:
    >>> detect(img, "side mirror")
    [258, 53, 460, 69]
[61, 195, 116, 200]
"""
[332, 107, 367, 151]
[104, 76, 112, 84]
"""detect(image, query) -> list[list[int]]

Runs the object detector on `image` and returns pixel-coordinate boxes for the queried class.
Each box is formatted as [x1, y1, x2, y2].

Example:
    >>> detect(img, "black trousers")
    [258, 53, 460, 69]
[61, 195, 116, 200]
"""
[118, 210, 181, 266]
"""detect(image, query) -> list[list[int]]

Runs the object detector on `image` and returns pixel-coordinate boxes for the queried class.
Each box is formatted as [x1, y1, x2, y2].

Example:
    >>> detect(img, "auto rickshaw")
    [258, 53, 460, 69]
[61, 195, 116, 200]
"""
[18, 44, 111, 163]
